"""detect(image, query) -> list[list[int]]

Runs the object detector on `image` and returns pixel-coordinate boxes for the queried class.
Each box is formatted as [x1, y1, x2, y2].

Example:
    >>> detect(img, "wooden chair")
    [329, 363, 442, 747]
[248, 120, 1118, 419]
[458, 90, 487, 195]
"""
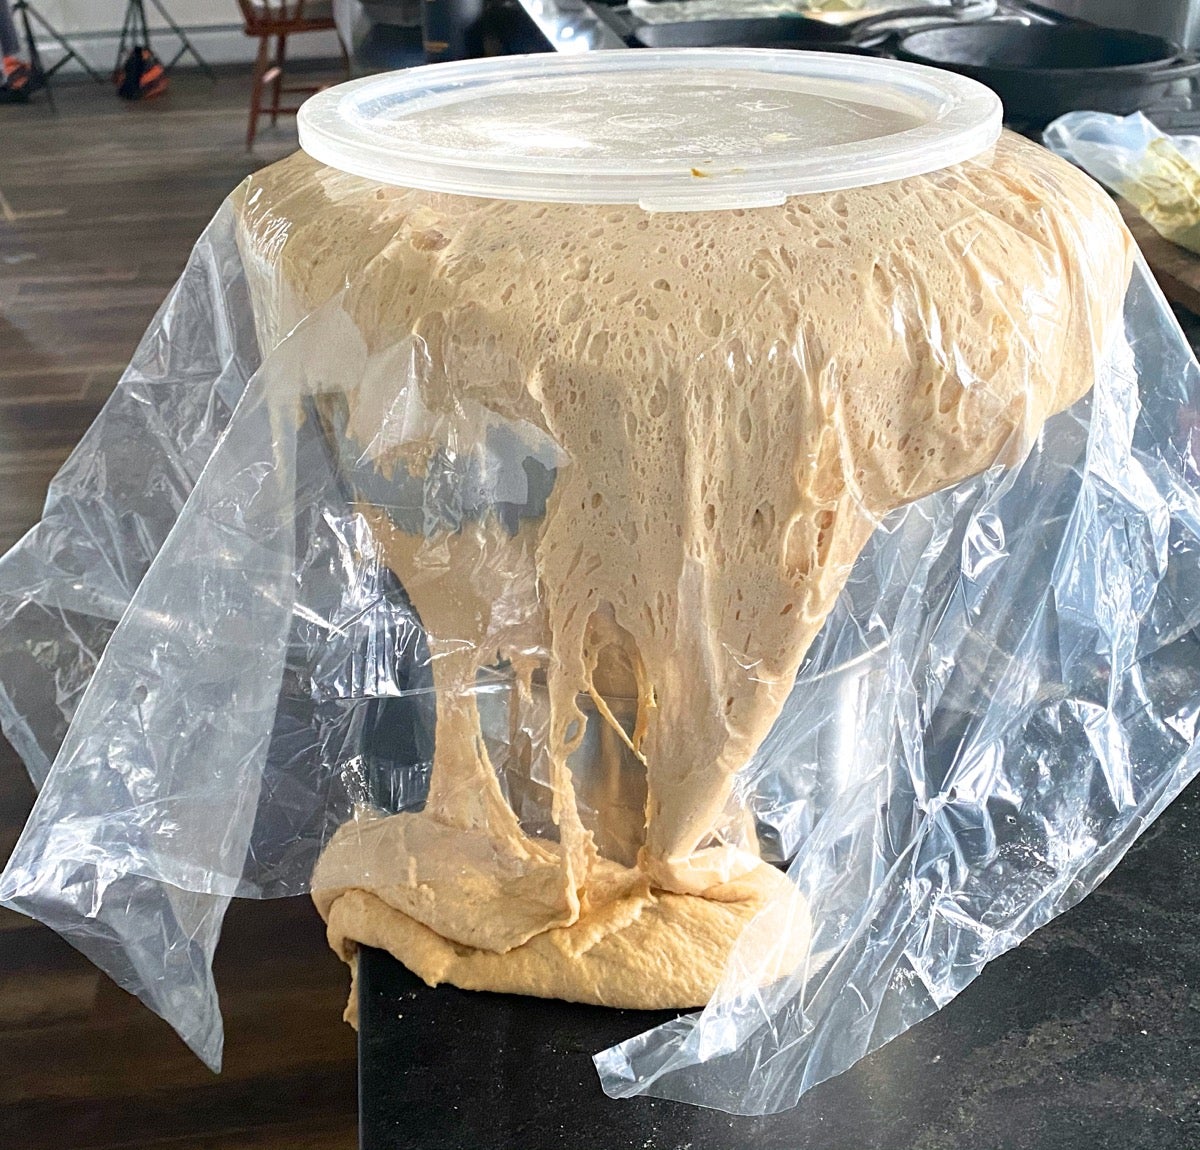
[237, 0, 349, 149]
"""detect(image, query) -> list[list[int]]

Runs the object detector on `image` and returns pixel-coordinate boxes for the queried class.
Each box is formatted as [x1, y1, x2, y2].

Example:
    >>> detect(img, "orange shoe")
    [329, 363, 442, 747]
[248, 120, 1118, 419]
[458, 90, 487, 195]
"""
[1, 56, 32, 103]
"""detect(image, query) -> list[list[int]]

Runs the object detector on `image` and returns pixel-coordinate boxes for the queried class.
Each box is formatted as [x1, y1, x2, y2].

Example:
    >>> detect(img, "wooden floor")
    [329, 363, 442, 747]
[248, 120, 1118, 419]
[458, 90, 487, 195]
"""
[0, 69, 359, 1150]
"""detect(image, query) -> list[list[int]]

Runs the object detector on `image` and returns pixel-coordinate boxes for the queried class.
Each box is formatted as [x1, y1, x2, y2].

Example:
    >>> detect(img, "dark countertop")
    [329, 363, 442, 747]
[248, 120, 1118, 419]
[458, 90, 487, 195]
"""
[358, 773, 1200, 1150]
[354, 101, 1200, 1150]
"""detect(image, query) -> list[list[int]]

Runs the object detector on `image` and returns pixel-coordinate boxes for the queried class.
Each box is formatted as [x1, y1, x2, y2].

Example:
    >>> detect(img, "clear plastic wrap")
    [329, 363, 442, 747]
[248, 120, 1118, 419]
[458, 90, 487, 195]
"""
[1045, 111, 1200, 256]
[3, 118, 1200, 1117]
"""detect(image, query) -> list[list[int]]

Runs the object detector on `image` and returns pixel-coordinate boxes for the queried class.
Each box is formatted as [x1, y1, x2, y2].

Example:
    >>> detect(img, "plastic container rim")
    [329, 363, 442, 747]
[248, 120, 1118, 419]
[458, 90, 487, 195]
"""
[297, 48, 1003, 212]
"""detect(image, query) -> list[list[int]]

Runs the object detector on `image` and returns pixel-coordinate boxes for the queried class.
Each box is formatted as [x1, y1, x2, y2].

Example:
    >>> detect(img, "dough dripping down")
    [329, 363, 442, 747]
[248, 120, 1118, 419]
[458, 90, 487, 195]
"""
[235, 132, 1133, 1011]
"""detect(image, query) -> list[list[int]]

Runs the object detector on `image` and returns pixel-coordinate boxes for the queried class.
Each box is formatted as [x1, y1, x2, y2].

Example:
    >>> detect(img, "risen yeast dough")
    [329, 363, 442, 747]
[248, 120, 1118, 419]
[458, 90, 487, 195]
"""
[233, 133, 1132, 1013]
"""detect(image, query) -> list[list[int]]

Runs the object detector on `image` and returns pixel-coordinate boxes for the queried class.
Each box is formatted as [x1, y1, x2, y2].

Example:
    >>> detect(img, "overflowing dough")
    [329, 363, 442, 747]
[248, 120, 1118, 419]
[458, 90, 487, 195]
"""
[234, 132, 1132, 1011]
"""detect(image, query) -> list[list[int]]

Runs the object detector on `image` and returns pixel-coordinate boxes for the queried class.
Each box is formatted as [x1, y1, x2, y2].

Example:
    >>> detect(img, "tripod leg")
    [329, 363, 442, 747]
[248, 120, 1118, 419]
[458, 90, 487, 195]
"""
[148, 0, 216, 79]
[25, 5, 105, 82]
[15, 2, 55, 111]
[16, 3, 45, 80]
[115, 1, 131, 79]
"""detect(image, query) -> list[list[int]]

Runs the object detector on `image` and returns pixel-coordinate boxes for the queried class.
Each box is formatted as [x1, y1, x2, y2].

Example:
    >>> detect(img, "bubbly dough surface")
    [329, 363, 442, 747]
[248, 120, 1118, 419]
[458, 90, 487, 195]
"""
[235, 132, 1132, 1010]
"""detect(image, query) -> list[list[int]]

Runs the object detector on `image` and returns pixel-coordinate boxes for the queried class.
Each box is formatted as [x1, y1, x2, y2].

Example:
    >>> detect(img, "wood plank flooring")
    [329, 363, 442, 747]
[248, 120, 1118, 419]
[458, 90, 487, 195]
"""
[0, 68, 359, 1150]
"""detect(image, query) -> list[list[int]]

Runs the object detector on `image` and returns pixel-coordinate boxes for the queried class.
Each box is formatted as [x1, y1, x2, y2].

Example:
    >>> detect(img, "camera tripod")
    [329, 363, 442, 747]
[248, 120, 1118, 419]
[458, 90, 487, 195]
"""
[116, 0, 216, 81]
[11, 0, 104, 109]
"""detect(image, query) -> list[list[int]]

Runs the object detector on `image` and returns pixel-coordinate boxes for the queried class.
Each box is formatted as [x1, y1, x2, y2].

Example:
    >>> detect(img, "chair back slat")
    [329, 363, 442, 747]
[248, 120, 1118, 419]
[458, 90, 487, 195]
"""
[238, 1, 320, 31]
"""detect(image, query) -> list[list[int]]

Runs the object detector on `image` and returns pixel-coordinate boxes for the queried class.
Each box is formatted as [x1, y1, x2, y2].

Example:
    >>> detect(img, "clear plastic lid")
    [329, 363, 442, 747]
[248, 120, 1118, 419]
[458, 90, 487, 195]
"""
[297, 49, 1001, 212]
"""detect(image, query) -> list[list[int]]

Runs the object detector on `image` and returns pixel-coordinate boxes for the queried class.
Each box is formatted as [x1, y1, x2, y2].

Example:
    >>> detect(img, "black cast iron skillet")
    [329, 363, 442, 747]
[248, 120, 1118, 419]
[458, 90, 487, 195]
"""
[628, 3, 990, 49]
[895, 24, 1200, 128]
[631, 13, 853, 48]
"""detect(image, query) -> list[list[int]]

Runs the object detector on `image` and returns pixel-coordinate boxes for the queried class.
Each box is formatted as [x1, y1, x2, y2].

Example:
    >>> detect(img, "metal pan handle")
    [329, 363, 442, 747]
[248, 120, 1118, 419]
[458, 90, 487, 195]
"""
[844, 0, 996, 47]
[1142, 54, 1200, 80]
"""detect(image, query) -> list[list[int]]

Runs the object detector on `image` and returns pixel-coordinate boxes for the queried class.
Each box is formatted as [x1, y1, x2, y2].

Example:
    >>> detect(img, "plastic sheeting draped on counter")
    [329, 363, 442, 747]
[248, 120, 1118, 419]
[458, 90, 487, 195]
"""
[3, 147, 1200, 1116]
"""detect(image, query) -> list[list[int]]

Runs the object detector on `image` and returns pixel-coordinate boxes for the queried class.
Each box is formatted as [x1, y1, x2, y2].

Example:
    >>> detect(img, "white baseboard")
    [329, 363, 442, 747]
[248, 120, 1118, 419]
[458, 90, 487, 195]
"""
[30, 23, 343, 72]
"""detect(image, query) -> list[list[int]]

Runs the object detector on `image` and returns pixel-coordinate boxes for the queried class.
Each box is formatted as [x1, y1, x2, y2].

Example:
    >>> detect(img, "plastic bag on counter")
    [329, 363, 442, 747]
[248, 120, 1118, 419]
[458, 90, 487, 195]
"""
[4, 51, 1200, 1116]
[1045, 110, 1200, 256]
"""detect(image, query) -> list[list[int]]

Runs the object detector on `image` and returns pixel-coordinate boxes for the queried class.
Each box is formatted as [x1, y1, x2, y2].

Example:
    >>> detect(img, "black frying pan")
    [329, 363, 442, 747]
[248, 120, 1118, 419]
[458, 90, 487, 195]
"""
[629, 4, 990, 50]
[895, 23, 1200, 127]
[631, 14, 851, 48]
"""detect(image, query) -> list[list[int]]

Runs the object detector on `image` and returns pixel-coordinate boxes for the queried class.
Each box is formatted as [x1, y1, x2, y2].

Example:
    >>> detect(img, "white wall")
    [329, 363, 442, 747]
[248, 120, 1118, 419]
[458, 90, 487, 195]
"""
[20, 0, 342, 71]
